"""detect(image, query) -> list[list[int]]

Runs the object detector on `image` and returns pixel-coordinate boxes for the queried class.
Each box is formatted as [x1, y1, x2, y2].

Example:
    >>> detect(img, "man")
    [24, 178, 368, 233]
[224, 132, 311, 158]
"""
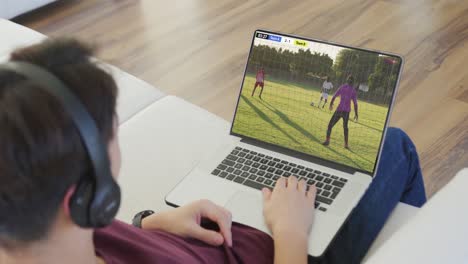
[313, 76, 333, 108]
[251, 67, 265, 99]
[0, 39, 315, 264]
[323, 75, 358, 149]
[0, 39, 426, 264]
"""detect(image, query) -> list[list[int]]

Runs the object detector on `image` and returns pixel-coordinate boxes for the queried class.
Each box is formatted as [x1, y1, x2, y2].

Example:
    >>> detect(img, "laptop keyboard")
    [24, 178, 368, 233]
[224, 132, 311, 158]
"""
[211, 147, 348, 212]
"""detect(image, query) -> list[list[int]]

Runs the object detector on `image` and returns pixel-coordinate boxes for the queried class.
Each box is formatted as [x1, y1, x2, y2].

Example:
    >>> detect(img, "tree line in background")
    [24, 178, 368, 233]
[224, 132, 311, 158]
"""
[246, 44, 401, 105]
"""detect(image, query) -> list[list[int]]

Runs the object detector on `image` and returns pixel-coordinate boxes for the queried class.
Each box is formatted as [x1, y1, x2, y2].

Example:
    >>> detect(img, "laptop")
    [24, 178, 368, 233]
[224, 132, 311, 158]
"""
[166, 30, 403, 257]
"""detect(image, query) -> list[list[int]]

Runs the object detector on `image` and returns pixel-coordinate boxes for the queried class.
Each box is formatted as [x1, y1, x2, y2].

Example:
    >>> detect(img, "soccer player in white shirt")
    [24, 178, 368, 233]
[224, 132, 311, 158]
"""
[313, 76, 333, 108]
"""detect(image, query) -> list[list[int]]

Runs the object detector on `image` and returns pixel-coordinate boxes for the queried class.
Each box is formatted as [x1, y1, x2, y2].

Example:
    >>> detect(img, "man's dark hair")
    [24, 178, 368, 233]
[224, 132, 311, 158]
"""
[346, 75, 354, 85]
[0, 38, 118, 249]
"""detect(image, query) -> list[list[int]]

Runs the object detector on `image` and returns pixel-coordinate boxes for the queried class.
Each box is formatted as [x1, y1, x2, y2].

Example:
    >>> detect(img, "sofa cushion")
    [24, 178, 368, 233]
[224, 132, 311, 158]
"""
[116, 95, 233, 221]
[107, 64, 165, 123]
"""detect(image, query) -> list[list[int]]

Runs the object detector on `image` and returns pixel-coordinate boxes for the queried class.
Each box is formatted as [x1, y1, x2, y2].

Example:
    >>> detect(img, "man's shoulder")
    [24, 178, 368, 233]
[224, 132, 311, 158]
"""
[344, 85, 354, 92]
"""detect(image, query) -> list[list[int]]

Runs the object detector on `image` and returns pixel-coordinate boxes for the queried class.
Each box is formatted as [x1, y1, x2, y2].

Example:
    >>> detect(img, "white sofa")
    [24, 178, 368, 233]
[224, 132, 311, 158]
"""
[0, 0, 57, 19]
[1, 19, 466, 263]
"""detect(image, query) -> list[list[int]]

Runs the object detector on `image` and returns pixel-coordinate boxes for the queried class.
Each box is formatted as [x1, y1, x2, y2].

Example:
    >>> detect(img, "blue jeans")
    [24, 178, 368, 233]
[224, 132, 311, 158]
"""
[311, 127, 427, 264]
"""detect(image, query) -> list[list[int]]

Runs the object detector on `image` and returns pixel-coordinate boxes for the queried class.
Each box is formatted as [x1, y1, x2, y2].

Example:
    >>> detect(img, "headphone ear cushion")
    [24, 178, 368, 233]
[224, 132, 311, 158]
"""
[89, 181, 121, 227]
[69, 177, 95, 228]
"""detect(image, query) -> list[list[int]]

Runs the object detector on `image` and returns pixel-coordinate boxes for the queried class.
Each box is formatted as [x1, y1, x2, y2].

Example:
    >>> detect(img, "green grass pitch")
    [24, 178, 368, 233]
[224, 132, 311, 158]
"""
[232, 75, 390, 173]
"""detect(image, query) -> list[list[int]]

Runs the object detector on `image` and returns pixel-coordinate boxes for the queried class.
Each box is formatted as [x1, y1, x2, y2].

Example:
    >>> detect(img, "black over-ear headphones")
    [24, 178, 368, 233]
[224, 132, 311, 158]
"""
[0, 62, 121, 228]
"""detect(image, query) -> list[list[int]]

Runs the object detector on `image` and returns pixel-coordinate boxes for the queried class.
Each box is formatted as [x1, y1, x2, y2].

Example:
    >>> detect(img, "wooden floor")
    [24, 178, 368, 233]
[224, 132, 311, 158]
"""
[15, 0, 468, 198]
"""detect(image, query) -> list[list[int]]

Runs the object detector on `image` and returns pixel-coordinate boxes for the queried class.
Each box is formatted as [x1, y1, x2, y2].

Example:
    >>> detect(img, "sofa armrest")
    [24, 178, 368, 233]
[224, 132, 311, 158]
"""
[0, 19, 164, 124]
[363, 202, 419, 262]
[365, 169, 468, 263]
[0, 19, 46, 55]
[0, 1, 58, 19]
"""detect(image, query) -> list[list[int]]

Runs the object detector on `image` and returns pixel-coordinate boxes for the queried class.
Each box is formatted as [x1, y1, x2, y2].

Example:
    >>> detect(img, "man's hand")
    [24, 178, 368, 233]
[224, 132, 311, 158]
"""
[262, 176, 316, 238]
[354, 114, 358, 122]
[142, 199, 233, 247]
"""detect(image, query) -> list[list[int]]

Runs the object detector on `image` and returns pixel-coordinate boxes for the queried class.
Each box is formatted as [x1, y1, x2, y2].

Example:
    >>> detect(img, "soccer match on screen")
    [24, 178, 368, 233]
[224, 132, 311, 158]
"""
[232, 32, 402, 173]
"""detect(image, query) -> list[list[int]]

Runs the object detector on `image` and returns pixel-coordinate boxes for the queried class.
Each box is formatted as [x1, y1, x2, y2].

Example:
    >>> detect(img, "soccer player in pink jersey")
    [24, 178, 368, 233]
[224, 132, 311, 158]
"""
[251, 67, 265, 99]
[323, 75, 359, 149]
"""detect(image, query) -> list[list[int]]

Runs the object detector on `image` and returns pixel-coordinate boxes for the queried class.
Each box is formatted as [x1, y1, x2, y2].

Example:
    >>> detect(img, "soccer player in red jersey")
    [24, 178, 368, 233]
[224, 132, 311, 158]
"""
[251, 67, 265, 99]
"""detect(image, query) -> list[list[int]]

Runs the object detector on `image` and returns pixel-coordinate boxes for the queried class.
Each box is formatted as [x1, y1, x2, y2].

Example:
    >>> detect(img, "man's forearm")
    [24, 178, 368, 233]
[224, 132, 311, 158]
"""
[273, 230, 308, 264]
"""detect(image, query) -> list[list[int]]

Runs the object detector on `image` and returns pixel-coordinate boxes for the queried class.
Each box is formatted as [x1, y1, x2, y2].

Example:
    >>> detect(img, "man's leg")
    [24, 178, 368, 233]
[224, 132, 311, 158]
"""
[322, 98, 327, 108]
[312, 127, 427, 264]
[252, 82, 258, 96]
[323, 112, 342, 145]
[343, 112, 350, 148]
[259, 83, 264, 99]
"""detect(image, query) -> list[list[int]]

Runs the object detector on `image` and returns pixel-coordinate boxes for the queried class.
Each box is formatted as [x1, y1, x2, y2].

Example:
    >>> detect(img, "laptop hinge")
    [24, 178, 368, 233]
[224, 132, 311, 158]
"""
[240, 137, 357, 175]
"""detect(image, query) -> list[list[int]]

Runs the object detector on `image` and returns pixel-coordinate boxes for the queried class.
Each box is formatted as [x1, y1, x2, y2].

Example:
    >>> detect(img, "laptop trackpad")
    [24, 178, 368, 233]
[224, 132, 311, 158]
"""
[225, 191, 270, 235]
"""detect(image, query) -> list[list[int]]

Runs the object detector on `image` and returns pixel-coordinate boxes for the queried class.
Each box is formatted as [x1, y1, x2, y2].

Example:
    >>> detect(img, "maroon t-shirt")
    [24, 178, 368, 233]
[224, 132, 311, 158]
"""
[94, 220, 274, 263]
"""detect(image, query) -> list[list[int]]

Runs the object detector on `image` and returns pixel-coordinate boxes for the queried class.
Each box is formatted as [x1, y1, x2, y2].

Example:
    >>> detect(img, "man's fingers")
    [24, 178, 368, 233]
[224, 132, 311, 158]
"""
[262, 187, 272, 202]
[274, 177, 287, 191]
[189, 224, 225, 246]
[307, 185, 317, 201]
[298, 179, 307, 193]
[200, 202, 233, 247]
[288, 176, 298, 189]
[219, 212, 233, 247]
[222, 208, 232, 219]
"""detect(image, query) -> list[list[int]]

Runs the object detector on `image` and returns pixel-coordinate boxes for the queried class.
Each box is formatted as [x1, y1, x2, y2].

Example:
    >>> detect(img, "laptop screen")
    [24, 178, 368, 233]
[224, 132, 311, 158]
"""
[231, 30, 402, 175]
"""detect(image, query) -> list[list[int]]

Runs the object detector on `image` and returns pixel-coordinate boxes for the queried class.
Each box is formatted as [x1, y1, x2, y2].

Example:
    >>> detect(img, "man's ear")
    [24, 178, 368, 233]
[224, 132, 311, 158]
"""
[63, 185, 76, 218]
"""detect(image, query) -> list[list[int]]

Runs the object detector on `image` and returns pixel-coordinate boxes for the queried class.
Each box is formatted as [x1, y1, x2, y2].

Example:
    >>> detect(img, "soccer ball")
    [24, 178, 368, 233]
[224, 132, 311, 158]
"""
[310, 102, 315, 107]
